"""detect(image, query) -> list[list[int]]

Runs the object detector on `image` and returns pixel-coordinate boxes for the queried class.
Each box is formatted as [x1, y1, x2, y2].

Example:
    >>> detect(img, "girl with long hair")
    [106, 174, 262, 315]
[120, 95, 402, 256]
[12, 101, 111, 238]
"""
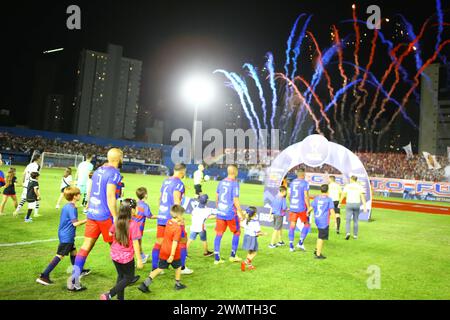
[0, 168, 18, 215]
[100, 198, 144, 300]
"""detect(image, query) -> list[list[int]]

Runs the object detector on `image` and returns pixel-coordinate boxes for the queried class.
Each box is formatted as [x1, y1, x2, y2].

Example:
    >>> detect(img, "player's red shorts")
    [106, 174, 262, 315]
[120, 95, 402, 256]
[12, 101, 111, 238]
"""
[289, 211, 308, 223]
[157, 225, 166, 239]
[85, 218, 113, 243]
[215, 216, 240, 234]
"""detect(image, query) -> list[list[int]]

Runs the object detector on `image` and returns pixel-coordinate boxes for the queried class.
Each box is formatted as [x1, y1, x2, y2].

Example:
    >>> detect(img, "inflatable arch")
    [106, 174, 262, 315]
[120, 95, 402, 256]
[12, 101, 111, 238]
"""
[264, 134, 372, 221]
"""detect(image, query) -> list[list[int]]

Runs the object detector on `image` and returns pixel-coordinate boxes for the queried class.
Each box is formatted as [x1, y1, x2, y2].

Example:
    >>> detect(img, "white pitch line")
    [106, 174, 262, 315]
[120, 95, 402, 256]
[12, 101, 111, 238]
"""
[0, 222, 216, 248]
[0, 238, 68, 247]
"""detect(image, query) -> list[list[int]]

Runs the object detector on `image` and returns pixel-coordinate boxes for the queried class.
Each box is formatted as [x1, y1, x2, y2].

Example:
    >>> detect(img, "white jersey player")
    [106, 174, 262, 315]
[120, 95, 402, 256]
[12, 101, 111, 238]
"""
[14, 154, 41, 216]
[75, 154, 94, 207]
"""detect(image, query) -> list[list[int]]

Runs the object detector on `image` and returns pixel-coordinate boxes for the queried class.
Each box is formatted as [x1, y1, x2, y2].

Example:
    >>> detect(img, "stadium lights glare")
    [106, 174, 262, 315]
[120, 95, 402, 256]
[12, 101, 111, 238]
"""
[181, 75, 215, 107]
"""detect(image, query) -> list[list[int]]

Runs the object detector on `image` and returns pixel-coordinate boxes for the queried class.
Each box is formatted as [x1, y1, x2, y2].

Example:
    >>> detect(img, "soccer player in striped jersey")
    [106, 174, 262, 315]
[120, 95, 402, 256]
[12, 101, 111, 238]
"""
[14, 154, 41, 216]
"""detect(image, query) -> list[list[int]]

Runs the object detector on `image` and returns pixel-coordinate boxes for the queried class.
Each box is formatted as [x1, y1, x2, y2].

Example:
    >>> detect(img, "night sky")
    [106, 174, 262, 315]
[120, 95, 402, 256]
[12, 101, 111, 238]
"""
[0, 0, 448, 141]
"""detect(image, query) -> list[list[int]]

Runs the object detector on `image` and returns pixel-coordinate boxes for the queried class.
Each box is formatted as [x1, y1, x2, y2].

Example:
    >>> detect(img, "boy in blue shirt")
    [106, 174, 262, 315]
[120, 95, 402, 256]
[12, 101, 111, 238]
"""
[269, 186, 288, 248]
[309, 184, 335, 260]
[36, 187, 88, 285]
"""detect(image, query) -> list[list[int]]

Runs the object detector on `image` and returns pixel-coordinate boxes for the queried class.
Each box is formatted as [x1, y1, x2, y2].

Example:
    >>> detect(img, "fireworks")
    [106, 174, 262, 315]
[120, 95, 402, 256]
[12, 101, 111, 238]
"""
[214, 1, 449, 151]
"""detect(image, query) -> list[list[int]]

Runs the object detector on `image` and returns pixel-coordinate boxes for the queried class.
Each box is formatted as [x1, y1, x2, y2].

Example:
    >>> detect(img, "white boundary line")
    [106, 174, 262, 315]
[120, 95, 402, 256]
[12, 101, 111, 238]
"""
[0, 222, 217, 248]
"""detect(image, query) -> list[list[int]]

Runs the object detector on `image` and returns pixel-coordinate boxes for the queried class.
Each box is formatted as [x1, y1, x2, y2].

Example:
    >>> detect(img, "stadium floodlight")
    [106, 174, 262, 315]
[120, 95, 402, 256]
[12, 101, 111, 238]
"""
[181, 75, 215, 107]
[180, 75, 215, 162]
[43, 48, 64, 54]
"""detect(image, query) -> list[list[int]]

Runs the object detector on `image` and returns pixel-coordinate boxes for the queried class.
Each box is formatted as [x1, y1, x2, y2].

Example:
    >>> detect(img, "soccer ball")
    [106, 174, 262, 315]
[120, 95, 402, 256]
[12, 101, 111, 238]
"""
[204, 175, 210, 181]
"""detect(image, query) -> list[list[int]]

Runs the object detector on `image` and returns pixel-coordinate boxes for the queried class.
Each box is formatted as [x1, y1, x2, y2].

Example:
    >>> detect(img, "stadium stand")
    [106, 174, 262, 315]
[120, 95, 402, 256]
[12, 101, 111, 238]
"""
[0, 127, 448, 182]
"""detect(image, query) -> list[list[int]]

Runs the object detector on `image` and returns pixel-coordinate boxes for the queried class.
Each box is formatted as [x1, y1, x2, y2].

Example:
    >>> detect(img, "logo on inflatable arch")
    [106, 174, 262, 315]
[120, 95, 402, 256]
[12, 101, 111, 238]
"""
[264, 134, 373, 221]
[300, 134, 330, 167]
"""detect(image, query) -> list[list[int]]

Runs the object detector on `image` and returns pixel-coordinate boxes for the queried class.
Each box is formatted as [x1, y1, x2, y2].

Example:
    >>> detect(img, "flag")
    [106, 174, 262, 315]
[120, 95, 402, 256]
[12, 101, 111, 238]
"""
[422, 151, 442, 170]
[402, 142, 413, 159]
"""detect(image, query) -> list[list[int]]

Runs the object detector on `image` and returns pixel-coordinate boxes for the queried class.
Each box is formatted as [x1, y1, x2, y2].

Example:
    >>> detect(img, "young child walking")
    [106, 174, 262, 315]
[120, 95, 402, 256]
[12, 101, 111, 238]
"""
[138, 204, 187, 293]
[36, 187, 88, 285]
[133, 187, 157, 263]
[186, 194, 216, 257]
[100, 198, 144, 300]
[56, 168, 73, 209]
[241, 206, 265, 271]
[0, 168, 18, 215]
[308, 184, 335, 259]
[25, 172, 40, 222]
[268, 186, 288, 248]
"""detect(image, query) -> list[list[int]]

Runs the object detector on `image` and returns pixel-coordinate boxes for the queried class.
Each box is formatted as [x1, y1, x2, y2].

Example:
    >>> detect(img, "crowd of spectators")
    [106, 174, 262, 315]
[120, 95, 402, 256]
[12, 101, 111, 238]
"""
[209, 149, 450, 182]
[0, 132, 162, 164]
[290, 153, 449, 182]
[1, 132, 449, 182]
[206, 148, 281, 170]
[355, 152, 448, 182]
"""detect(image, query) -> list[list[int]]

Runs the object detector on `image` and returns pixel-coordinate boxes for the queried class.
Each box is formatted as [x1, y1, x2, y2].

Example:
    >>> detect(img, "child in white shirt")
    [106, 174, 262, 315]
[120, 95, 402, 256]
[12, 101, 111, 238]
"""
[241, 206, 265, 271]
[187, 194, 216, 257]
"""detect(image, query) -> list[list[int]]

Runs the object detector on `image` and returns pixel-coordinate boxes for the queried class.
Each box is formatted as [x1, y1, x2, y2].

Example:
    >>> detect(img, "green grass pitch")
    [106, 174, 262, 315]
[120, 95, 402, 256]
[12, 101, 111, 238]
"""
[0, 165, 449, 300]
